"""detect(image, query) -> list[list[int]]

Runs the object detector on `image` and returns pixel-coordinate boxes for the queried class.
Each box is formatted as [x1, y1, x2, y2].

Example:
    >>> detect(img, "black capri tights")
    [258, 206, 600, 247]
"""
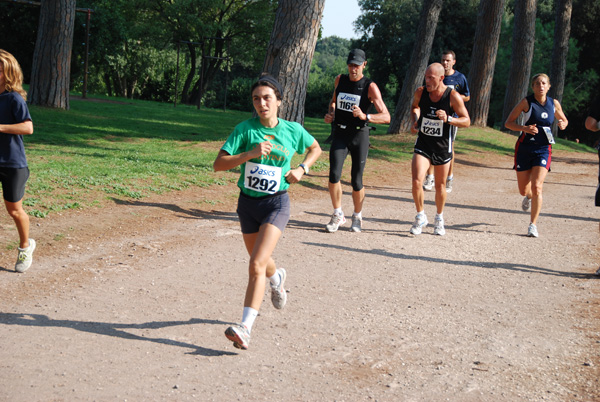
[329, 127, 370, 191]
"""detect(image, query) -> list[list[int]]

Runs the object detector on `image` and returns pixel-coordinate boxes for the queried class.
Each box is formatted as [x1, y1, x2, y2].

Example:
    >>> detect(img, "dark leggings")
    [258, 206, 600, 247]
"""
[329, 127, 370, 191]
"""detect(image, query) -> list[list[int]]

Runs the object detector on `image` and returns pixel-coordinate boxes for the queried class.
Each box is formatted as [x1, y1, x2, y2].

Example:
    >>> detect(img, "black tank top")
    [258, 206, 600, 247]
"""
[334, 75, 373, 127]
[417, 87, 454, 140]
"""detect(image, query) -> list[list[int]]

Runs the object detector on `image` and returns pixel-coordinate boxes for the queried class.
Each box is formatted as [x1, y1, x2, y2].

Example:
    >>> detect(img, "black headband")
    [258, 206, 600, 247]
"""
[258, 74, 283, 98]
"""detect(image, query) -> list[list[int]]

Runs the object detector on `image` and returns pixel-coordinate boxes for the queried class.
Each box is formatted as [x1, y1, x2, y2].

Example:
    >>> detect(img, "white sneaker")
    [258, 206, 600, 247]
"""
[410, 214, 428, 235]
[225, 324, 251, 350]
[325, 212, 346, 233]
[522, 196, 531, 212]
[446, 177, 454, 193]
[433, 216, 446, 236]
[423, 175, 434, 191]
[350, 215, 362, 232]
[270, 268, 287, 309]
[15, 238, 36, 273]
[527, 223, 538, 238]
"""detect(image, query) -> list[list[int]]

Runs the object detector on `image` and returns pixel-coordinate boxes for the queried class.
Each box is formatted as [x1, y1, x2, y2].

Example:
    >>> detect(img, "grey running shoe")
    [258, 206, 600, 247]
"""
[522, 196, 531, 212]
[527, 223, 538, 238]
[15, 238, 36, 273]
[350, 215, 362, 232]
[410, 214, 428, 235]
[423, 175, 434, 191]
[446, 177, 454, 193]
[225, 324, 251, 350]
[433, 216, 446, 236]
[325, 212, 346, 233]
[270, 268, 287, 309]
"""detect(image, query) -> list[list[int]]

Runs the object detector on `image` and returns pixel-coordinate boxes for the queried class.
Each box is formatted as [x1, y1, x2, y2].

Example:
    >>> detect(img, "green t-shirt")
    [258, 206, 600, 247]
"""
[222, 117, 315, 198]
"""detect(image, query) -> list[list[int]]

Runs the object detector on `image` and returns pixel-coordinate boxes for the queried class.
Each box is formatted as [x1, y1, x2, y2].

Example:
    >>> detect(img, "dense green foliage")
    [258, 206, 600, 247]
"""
[0, 0, 598, 144]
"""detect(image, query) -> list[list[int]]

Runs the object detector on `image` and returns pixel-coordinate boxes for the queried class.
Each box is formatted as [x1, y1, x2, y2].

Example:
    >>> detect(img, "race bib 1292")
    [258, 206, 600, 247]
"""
[244, 161, 282, 194]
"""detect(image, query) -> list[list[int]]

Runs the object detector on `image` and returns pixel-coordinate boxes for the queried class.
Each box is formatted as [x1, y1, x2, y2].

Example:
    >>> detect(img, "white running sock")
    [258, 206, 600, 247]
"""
[241, 307, 258, 333]
[333, 208, 343, 216]
[353, 211, 362, 219]
[417, 210, 425, 217]
[269, 270, 281, 287]
[426, 174, 434, 180]
[436, 212, 444, 220]
[447, 175, 453, 180]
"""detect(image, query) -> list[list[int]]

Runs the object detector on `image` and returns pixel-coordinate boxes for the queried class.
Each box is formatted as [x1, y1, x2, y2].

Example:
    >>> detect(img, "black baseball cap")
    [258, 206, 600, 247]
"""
[347, 49, 366, 65]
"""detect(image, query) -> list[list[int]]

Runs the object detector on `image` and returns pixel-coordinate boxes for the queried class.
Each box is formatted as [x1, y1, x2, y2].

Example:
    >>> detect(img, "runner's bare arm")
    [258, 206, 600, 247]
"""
[363, 82, 390, 124]
[444, 90, 470, 128]
[505, 98, 538, 134]
[284, 139, 322, 183]
[213, 141, 272, 172]
[553, 99, 568, 130]
[324, 75, 341, 124]
[410, 87, 423, 134]
[0, 119, 33, 135]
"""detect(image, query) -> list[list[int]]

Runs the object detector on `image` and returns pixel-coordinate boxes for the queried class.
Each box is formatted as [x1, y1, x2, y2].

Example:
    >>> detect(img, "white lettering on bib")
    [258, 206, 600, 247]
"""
[337, 92, 361, 113]
[420, 117, 443, 137]
[244, 161, 282, 194]
[542, 126, 555, 144]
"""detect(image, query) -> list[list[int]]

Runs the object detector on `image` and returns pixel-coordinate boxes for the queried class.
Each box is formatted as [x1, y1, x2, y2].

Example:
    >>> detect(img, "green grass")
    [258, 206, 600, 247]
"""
[23, 95, 595, 217]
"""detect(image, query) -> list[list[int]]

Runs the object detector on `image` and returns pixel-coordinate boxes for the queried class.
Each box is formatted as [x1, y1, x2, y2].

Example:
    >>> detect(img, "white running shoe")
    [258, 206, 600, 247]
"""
[350, 215, 362, 232]
[433, 216, 446, 236]
[527, 223, 538, 238]
[270, 268, 287, 309]
[15, 238, 36, 273]
[423, 175, 434, 191]
[325, 212, 346, 233]
[410, 214, 428, 235]
[522, 196, 531, 212]
[446, 177, 453, 193]
[225, 324, 251, 350]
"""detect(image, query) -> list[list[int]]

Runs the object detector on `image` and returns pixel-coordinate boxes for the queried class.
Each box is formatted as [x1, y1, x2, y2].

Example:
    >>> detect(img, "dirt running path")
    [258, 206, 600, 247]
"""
[0, 151, 598, 401]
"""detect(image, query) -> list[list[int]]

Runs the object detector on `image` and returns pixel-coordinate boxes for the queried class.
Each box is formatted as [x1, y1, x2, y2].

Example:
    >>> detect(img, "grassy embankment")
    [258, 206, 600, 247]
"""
[24, 95, 592, 218]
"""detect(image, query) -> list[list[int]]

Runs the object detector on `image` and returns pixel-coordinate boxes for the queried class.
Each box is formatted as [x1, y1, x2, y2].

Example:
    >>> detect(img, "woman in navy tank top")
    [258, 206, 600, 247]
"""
[505, 73, 569, 238]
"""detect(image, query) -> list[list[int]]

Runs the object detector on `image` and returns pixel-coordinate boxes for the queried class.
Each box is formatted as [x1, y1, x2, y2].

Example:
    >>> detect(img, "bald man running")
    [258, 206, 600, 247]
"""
[409, 63, 470, 236]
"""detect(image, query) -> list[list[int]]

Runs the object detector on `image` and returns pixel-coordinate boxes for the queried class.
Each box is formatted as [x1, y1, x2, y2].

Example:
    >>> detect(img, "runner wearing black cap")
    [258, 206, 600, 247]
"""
[323, 49, 390, 233]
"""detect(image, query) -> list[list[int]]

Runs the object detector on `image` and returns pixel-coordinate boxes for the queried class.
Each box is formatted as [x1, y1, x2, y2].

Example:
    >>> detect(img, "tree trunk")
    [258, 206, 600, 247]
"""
[181, 44, 197, 104]
[29, 0, 76, 109]
[467, 0, 506, 127]
[549, 0, 572, 104]
[261, 0, 325, 124]
[501, 0, 536, 131]
[388, 0, 444, 134]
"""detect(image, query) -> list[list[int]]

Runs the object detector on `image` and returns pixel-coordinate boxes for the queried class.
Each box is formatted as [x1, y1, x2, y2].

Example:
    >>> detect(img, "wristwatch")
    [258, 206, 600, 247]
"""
[447, 116, 453, 123]
[299, 163, 309, 174]
[366, 114, 371, 122]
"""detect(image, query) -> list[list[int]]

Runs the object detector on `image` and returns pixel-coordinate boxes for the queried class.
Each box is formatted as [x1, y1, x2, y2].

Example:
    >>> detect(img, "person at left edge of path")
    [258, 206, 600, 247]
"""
[584, 94, 600, 275]
[505, 73, 568, 238]
[0, 49, 36, 273]
[409, 63, 470, 236]
[323, 49, 390, 233]
[214, 74, 321, 350]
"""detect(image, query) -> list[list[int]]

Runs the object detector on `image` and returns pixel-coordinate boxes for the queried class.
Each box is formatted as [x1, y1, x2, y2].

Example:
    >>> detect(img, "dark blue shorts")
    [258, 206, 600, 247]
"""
[236, 191, 290, 234]
[0, 167, 29, 203]
[514, 141, 552, 172]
